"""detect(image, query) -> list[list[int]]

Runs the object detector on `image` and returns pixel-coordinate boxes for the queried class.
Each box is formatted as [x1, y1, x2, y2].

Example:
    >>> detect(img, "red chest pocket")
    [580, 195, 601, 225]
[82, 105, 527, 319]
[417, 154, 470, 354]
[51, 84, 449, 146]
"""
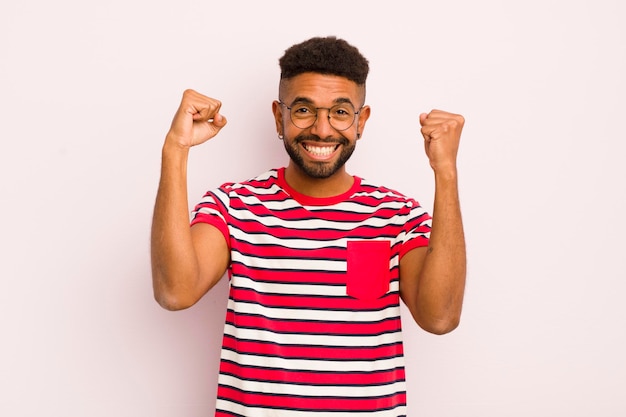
[346, 240, 391, 300]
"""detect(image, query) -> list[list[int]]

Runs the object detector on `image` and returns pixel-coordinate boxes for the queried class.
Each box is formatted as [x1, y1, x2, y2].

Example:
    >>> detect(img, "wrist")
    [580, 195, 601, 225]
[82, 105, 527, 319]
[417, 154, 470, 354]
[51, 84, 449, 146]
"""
[161, 140, 191, 175]
[432, 164, 458, 182]
[162, 134, 191, 156]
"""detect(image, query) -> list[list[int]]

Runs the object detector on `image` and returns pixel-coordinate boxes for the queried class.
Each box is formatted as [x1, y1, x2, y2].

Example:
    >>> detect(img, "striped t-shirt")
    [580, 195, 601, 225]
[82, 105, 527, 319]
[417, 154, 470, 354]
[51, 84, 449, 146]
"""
[191, 167, 432, 417]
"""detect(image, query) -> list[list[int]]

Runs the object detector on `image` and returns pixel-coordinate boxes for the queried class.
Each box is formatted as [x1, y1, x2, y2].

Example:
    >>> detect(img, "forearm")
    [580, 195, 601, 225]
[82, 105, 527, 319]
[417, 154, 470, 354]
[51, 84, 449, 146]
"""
[150, 143, 201, 309]
[415, 170, 466, 333]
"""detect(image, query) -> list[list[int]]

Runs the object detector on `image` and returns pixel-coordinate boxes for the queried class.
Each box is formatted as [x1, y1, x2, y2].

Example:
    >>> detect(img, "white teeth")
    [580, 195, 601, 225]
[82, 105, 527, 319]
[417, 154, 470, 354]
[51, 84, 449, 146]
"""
[304, 144, 335, 156]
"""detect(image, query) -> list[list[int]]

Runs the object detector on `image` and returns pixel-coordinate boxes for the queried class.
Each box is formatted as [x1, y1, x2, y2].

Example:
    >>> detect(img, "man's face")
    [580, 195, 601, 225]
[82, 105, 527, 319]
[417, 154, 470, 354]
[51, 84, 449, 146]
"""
[273, 73, 370, 179]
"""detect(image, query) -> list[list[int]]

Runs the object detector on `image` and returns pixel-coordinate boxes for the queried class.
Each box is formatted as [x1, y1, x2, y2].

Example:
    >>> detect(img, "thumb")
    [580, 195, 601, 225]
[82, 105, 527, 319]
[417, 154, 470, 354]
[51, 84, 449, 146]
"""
[212, 113, 228, 129]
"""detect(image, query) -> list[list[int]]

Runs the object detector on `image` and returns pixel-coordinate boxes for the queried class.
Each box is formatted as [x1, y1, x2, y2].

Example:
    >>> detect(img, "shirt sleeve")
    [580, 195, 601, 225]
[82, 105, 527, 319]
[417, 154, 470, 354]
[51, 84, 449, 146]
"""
[190, 186, 231, 246]
[399, 199, 432, 259]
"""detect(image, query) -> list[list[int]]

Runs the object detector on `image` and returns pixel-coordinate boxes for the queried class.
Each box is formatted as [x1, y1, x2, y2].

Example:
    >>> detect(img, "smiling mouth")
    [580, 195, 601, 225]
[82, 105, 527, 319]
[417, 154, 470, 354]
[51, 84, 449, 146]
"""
[302, 143, 340, 157]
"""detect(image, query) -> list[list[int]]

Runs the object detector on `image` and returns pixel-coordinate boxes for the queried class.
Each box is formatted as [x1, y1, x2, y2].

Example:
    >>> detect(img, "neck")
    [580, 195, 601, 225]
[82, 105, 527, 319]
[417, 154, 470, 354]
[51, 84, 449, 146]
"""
[284, 163, 354, 198]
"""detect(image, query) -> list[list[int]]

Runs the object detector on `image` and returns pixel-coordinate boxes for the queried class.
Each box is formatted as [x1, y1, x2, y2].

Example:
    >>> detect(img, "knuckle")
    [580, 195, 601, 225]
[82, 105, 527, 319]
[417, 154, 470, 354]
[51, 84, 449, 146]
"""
[444, 118, 462, 130]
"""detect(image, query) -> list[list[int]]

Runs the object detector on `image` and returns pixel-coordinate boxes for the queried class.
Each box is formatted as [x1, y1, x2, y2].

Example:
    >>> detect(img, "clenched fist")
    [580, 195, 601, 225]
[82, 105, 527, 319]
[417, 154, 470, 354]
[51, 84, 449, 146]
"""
[419, 110, 464, 174]
[165, 89, 228, 149]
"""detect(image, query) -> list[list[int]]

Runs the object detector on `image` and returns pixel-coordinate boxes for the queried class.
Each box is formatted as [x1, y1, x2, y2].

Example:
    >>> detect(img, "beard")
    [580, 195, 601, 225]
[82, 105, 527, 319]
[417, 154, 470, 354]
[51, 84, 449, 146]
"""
[283, 134, 356, 179]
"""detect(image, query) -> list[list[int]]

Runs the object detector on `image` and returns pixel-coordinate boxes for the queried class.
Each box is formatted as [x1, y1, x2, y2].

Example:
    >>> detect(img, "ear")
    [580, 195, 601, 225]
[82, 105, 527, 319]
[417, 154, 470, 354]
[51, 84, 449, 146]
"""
[356, 105, 371, 140]
[272, 100, 284, 135]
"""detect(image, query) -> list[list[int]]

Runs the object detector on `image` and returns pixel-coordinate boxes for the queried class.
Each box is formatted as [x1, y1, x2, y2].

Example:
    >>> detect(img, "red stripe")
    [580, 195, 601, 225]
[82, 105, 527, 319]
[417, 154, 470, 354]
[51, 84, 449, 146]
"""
[219, 359, 405, 386]
[231, 237, 408, 261]
[233, 241, 348, 261]
[222, 335, 404, 361]
[230, 267, 347, 285]
[230, 286, 399, 311]
[225, 310, 401, 336]
[229, 196, 418, 220]
[229, 218, 409, 241]
[217, 385, 406, 412]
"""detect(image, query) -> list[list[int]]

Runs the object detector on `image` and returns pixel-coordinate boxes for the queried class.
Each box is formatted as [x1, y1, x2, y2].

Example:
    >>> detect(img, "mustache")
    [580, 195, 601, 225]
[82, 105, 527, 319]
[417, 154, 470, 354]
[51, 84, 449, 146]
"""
[294, 134, 349, 146]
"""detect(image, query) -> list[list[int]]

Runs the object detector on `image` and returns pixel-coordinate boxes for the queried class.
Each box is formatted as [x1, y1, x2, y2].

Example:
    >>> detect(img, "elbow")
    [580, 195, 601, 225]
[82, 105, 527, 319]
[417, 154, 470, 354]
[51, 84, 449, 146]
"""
[413, 310, 461, 335]
[419, 316, 461, 335]
[152, 273, 198, 311]
[151, 263, 201, 311]
[153, 289, 196, 311]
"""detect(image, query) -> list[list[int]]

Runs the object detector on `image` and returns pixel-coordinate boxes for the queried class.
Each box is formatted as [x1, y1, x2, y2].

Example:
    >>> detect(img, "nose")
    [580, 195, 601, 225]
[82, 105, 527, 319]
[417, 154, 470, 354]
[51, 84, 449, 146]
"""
[309, 108, 334, 138]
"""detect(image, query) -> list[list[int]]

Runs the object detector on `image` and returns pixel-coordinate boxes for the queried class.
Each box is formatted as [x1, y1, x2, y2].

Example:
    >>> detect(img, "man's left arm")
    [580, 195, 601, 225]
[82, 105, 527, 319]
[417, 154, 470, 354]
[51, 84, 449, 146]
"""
[400, 110, 467, 335]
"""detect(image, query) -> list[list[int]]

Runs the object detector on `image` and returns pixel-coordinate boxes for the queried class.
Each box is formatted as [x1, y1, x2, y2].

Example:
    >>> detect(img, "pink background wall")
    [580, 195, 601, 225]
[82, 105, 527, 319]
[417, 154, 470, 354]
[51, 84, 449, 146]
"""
[2, 1, 625, 415]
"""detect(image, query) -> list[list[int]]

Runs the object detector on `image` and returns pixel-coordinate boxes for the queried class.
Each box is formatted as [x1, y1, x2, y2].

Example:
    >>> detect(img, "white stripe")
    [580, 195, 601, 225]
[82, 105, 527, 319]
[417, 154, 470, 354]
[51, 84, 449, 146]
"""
[221, 348, 405, 373]
[223, 324, 402, 348]
[351, 189, 407, 199]
[227, 299, 400, 322]
[232, 253, 346, 271]
[233, 193, 412, 212]
[229, 210, 410, 231]
[231, 227, 338, 249]
[234, 276, 347, 296]
[231, 252, 399, 271]
[234, 192, 301, 209]
[231, 276, 400, 297]
[218, 374, 406, 397]
[236, 183, 283, 195]
[230, 228, 401, 250]
[191, 206, 224, 220]
[216, 399, 406, 417]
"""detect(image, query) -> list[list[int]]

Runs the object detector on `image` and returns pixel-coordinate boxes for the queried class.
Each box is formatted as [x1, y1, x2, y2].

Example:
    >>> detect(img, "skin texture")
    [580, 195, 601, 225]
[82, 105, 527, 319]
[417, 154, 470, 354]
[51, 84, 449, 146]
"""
[151, 74, 466, 335]
[273, 73, 370, 197]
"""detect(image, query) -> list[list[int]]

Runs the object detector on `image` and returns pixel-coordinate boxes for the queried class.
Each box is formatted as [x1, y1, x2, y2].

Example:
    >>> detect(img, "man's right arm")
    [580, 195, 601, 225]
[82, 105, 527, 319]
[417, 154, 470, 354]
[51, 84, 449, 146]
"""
[150, 90, 230, 310]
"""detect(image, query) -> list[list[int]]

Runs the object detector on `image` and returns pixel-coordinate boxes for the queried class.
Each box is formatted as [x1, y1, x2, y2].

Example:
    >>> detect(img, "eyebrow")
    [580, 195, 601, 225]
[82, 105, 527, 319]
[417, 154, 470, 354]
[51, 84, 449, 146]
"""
[289, 96, 355, 107]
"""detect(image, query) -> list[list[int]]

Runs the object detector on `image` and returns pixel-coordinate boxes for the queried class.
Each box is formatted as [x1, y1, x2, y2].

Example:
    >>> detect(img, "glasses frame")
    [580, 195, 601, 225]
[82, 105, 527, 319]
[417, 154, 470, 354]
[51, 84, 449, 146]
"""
[278, 100, 362, 131]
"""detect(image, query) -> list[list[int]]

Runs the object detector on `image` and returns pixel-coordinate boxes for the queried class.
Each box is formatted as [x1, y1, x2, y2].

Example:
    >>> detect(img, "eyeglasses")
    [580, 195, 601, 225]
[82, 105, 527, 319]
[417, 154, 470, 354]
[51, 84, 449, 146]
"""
[278, 100, 362, 131]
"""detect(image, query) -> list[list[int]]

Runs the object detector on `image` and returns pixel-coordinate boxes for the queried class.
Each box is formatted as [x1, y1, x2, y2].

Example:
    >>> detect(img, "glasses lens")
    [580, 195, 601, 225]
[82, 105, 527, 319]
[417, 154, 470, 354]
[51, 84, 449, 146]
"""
[328, 103, 356, 131]
[289, 103, 317, 129]
[288, 102, 357, 131]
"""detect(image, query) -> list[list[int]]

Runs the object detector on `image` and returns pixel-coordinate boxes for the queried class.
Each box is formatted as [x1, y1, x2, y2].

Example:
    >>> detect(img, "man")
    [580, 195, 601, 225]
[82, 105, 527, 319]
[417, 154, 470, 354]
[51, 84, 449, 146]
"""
[151, 36, 466, 416]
